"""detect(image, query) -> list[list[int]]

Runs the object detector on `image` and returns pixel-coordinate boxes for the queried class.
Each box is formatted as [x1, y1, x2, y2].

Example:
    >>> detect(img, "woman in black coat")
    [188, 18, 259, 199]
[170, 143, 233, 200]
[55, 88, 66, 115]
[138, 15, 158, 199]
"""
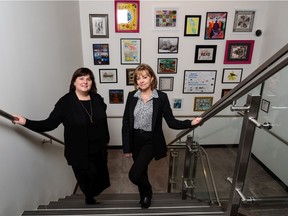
[14, 67, 110, 205]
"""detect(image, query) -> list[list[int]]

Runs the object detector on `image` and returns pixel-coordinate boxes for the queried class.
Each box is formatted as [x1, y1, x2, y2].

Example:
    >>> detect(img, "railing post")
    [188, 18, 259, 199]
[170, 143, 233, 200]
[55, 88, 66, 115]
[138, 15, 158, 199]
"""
[167, 148, 179, 193]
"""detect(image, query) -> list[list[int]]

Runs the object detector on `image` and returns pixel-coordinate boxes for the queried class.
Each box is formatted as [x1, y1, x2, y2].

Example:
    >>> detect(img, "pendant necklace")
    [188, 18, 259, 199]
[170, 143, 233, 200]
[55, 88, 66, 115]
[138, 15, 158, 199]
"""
[79, 100, 93, 124]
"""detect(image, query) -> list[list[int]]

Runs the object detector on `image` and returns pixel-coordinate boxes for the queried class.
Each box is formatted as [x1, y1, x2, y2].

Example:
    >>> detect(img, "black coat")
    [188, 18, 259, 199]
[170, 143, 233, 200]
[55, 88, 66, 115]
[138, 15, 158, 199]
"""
[25, 91, 110, 169]
[122, 90, 191, 160]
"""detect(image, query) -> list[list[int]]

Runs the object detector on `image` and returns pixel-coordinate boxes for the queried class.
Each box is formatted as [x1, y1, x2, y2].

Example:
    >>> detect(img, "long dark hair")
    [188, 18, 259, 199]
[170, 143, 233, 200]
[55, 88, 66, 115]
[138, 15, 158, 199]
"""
[69, 67, 97, 94]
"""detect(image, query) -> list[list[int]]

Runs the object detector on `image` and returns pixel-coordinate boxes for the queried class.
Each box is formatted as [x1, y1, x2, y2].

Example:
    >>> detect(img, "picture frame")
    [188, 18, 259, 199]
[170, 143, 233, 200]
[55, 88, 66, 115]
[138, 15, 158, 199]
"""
[261, 99, 270, 113]
[233, 10, 255, 32]
[126, 68, 135, 85]
[159, 77, 174, 91]
[89, 14, 109, 38]
[222, 68, 243, 83]
[194, 45, 217, 63]
[221, 88, 232, 97]
[154, 7, 178, 30]
[157, 58, 178, 74]
[120, 38, 141, 65]
[194, 96, 213, 112]
[172, 98, 183, 110]
[93, 44, 109, 65]
[224, 40, 255, 64]
[114, 0, 140, 33]
[184, 15, 201, 36]
[204, 12, 228, 40]
[158, 37, 179, 54]
[109, 89, 124, 104]
[183, 70, 216, 94]
[99, 69, 117, 83]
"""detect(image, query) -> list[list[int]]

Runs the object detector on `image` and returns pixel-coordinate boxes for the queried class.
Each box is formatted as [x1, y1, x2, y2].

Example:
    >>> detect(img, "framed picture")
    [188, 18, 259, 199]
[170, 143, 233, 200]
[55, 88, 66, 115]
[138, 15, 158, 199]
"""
[233, 10, 255, 32]
[183, 70, 216, 94]
[109, 89, 124, 104]
[120, 38, 141, 65]
[222, 68, 243, 83]
[89, 14, 109, 38]
[158, 37, 179, 53]
[159, 77, 174, 91]
[99, 69, 117, 83]
[194, 97, 213, 112]
[184, 15, 201, 36]
[224, 40, 255, 64]
[204, 12, 227, 40]
[172, 98, 183, 110]
[93, 44, 109, 65]
[194, 45, 217, 63]
[221, 88, 232, 97]
[154, 7, 178, 30]
[157, 58, 178, 74]
[114, 0, 140, 33]
[261, 99, 270, 113]
[126, 68, 135, 85]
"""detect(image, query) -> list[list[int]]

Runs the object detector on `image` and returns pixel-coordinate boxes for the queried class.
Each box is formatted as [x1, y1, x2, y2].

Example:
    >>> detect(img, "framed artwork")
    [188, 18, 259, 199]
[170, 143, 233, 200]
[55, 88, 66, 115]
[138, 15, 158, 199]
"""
[99, 69, 117, 83]
[183, 70, 216, 94]
[157, 58, 178, 74]
[109, 89, 124, 104]
[194, 97, 213, 112]
[158, 37, 179, 53]
[233, 10, 255, 32]
[89, 14, 109, 38]
[184, 15, 201, 36]
[120, 38, 141, 65]
[93, 44, 109, 65]
[114, 0, 140, 33]
[261, 99, 270, 113]
[154, 7, 178, 30]
[194, 45, 217, 63]
[204, 12, 227, 40]
[172, 98, 183, 110]
[224, 40, 255, 64]
[126, 68, 135, 85]
[222, 68, 243, 83]
[221, 88, 232, 97]
[159, 77, 174, 91]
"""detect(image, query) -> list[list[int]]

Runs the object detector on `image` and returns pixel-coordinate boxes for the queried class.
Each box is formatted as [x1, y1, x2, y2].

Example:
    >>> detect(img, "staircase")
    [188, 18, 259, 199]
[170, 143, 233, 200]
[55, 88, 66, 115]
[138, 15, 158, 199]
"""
[22, 193, 225, 216]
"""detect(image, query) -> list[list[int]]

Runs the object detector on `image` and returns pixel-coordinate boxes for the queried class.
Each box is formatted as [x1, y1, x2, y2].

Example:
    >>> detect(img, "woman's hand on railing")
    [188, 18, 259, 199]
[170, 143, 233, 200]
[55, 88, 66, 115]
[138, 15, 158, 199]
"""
[191, 117, 202, 126]
[12, 115, 26, 125]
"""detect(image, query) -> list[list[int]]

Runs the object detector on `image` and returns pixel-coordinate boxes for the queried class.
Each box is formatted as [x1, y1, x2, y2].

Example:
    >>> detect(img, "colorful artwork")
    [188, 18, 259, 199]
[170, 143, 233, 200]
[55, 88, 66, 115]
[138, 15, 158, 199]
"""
[205, 12, 227, 40]
[115, 1, 139, 32]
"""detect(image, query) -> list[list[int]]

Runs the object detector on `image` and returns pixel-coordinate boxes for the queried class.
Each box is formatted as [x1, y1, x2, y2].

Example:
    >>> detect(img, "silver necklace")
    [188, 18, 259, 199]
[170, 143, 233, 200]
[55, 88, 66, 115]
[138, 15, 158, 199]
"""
[79, 100, 93, 124]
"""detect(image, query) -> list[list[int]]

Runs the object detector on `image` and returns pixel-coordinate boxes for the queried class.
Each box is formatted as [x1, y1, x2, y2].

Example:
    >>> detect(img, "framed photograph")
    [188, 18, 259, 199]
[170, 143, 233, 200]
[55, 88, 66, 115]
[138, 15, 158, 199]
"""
[158, 37, 179, 54]
[204, 12, 227, 40]
[183, 70, 216, 94]
[221, 88, 232, 97]
[154, 7, 178, 30]
[224, 40, 255, 64]
[172, 98, 183, 110]
[89, 14, 109, 38]
[261, 99, 270, 113]
[233, 10, 255, 32]
[109, 89, 124, 104]
[93, 44, 109, 65]
[114, 0, 140, 33]
[157, 58, 178, 74]
[184, 15, 201, 36]
[222, 68, 243, 83]
[126, 68, 135, 85]
[194, 45, 217, 63]
[99, 69, 117, 83]
[194, 97, 213, 112]
[120, 38, 141, 65]
[159, 77, 174, 91]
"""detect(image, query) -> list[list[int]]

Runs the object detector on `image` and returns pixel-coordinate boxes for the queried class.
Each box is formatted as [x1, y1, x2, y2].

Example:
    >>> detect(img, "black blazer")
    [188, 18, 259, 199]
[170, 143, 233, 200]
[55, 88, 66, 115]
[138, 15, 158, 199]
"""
[122, 90, 191, 160]
[25, 91, 110, 169]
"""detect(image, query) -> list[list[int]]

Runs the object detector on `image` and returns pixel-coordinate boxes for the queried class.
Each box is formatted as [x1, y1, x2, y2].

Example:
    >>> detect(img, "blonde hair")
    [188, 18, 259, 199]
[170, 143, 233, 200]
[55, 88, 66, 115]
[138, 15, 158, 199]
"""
[133, 63, 158, 90]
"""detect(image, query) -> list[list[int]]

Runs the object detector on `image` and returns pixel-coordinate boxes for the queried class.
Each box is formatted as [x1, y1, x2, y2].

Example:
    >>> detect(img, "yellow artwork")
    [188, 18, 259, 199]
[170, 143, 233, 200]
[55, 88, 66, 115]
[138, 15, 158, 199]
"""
[115, 1, 139, 32]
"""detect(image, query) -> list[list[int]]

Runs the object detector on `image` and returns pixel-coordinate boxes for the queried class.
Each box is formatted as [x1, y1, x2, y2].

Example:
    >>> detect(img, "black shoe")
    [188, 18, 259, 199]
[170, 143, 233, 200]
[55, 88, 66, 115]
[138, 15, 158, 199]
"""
[141, 196, 151, 209]
[85, 197, 96, 205]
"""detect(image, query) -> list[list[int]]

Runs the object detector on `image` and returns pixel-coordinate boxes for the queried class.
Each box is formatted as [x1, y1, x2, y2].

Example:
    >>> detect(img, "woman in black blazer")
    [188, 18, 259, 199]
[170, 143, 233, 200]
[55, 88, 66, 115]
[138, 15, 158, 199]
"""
[122, 63, 202, 209]
[14, 68, 110, 205]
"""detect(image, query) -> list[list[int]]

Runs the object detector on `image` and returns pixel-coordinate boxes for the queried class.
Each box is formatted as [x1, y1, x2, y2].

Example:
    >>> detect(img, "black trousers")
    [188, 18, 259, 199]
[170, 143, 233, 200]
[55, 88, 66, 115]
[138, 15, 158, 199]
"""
[129, 130, 154, 199]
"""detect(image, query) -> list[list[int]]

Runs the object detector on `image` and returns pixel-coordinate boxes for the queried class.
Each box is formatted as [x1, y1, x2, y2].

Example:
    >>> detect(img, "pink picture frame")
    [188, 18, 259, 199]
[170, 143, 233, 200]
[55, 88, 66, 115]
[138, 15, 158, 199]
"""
[224, 40, 255, 64]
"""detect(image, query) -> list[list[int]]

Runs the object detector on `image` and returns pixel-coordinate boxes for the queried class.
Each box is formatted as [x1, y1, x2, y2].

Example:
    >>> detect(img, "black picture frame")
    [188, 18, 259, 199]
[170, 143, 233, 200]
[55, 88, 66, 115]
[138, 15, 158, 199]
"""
[93, 44, 109, 65]
[194, 45, 217, 63]
[126, 68, 135, 86]
[159, 77, 174, 91]
[261, 99, 270, 113]
[157, 58, 178, 74]
[109, 89, 124, 104]
[99, 69, 117, 83]
[184, 15, 201, 36]
[158, 37, 179, 54]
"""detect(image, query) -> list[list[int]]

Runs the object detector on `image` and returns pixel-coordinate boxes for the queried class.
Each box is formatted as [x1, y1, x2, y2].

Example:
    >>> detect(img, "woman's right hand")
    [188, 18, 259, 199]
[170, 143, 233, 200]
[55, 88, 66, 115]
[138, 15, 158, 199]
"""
[13, 115, 26, 126]
[124, 153, 132, 159]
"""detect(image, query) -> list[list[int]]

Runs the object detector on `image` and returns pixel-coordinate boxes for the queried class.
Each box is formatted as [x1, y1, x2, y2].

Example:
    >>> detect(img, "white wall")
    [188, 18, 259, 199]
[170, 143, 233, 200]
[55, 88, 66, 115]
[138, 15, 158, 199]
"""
[0, 1, 83, 216]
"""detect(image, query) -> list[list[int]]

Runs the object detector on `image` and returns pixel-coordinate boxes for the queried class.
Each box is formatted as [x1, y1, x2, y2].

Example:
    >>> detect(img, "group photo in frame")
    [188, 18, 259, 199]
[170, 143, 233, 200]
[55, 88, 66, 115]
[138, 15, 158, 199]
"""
[109, 89, 124, 104]
[114, 0, 140, 33]
[157, 58, 178, 74]
[93, 44, 110, 65]
[204, 12, 227, 40]
[224, 40, 255, 64]
[99, 69, 117, 83]
[159, 77, 174, 91]
[126, 68, 135, 86]
[194, 45, 217, 63]
[233, 10, 255, 32]
[194, 96, 213, 112]
[120, 38, 141, 65]
[184, 15, 201, 36]
[154, 7, 178, 30]
[158, 37, 179, 53]
[222, 68, 243, 83]
[172, 98, 183, 110]
[89, 14, 109, 38]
